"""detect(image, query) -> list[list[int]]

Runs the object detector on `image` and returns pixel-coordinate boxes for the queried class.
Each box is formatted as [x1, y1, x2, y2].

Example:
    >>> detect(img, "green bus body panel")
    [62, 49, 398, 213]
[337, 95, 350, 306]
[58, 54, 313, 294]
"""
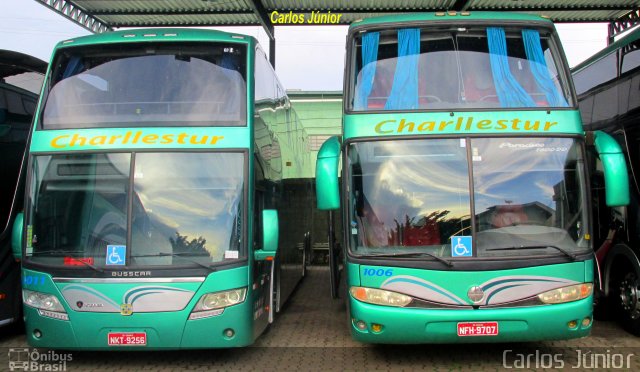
[11, 212, 23, 259]
[358, 261, 588, 296]
[21, 266, 265, 349]
[29, 127, 251, 152]
[348, 260, 593, 343]
[53, 28, 252, 51]
[594, 131, 631, 207]
[316, 136, 341, 210]
[350, 12, 554, 30]
[262, 209, 279, 253]
[344, 110, 583, 140]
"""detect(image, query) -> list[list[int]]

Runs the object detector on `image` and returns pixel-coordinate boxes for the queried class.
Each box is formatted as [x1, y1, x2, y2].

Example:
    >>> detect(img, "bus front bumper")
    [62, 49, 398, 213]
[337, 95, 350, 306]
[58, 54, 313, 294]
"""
[349, 296, 593, 343]
[22, 301, 257, 350]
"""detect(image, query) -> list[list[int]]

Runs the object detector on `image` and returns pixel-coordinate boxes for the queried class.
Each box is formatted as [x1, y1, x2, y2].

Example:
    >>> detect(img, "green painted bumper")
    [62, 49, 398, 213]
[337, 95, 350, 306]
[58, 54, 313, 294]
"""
[349, 296, 592, 343]
[23, 300, 255, 350]
[24, 302, 254, 350]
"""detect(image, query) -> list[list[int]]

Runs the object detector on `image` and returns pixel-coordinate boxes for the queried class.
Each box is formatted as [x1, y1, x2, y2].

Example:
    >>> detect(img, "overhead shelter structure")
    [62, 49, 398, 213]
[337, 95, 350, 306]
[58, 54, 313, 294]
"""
[34, 0, 640, 67]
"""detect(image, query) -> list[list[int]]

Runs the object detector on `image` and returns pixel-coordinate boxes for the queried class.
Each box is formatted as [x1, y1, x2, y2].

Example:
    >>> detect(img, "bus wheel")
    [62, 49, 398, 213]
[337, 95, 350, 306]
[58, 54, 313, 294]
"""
[611, 257, 640, 335]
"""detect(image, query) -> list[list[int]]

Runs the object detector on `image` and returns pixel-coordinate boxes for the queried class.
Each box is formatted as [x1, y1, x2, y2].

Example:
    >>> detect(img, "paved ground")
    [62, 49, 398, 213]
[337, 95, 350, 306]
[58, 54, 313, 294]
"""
[2, 267, 640, 371]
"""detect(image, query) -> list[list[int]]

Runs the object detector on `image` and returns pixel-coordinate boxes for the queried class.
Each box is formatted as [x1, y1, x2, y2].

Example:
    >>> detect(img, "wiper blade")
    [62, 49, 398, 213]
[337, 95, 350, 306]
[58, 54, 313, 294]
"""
[28, 251, 105, 273]
[366, 252, 453, 267]
[131, 253, 216, 272]
[486, 245, 577, 261]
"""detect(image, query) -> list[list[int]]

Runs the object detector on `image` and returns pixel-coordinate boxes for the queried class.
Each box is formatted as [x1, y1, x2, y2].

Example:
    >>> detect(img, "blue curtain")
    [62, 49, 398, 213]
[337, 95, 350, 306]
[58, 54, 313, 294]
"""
[522, 29, 569, 107]
[355, 32, 380, 110]
[486, 27, 535, 108]
[385, 28, 420, 110]
[63, 57, 84, 79]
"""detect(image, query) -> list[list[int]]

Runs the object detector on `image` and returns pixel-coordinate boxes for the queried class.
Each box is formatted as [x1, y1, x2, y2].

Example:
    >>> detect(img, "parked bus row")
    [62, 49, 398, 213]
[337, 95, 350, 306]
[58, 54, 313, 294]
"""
[1, 11, 636, 349]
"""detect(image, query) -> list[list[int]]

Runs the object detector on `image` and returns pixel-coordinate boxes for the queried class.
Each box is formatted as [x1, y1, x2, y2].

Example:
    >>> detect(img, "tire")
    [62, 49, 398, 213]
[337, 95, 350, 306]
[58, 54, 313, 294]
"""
[607, 245, 640, 335]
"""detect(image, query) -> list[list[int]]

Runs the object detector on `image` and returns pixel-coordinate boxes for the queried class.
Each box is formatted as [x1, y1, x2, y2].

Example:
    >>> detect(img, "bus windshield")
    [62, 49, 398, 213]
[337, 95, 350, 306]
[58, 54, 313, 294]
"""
[25, 152, 244, 270]
[43, 42, 247, 128]
[350, 25, 571, 111]
[347, 137, 590, 260]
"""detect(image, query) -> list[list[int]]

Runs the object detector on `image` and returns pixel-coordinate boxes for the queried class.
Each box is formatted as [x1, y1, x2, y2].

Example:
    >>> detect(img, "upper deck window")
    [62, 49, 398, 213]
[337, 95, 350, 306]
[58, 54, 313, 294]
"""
[350, 26, 571, 111]
[42, 42, 247, 129]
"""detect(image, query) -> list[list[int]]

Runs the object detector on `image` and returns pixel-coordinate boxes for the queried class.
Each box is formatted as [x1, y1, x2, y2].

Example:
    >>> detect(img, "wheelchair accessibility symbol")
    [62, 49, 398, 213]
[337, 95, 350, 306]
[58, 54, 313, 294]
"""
[451, 236, 472, 257]
[106, 245, 126, 265]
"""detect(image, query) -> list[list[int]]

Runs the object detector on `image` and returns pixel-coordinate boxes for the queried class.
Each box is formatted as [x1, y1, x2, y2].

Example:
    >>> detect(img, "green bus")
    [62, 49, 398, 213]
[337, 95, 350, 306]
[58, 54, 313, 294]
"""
[11, 28, 312, 349]
[316, 12, 630, 343]
[573, 27, 640, 336]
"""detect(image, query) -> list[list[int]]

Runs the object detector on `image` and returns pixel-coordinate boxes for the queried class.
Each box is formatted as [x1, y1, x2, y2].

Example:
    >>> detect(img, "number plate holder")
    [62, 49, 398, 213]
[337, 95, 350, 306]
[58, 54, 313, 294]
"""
[107, 332, 147, 346]
[457, 322, 499, 336]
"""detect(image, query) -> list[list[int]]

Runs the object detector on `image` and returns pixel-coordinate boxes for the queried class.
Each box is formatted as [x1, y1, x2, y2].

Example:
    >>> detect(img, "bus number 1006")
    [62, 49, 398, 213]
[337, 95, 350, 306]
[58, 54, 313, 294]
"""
[363, 268, 393, 277]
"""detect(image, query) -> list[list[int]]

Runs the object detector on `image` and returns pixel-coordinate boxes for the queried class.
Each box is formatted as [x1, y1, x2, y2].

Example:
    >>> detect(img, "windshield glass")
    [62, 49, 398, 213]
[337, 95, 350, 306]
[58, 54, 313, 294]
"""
[350, 25, 571, 111]
[43, 42, 246, 128]
[347, 138, 589, 260]
[25, 152, 244, 270]
[473, 138, 589, 257]
[348, 139, 472, 255]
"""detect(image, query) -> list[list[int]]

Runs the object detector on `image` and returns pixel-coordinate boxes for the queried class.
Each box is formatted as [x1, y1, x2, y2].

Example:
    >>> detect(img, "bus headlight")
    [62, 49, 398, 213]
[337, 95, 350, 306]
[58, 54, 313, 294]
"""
[23, 289, 69, 320]
[23, 289, 66, 312]
[350, 286, 412, 307]
[538, 283, 593, 304]
[189, 288, 247, 320]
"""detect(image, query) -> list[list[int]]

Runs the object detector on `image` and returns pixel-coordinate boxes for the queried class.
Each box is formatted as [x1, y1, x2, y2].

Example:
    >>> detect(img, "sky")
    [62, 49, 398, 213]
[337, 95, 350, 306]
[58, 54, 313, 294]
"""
[0, 0, 611, 91]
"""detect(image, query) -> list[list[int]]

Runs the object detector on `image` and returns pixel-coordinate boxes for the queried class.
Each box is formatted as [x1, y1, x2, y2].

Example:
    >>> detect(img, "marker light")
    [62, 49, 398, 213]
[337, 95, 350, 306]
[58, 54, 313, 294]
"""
[189, 288, 247, 320]
[350, 286, 412, 307]
[538, 283, 593, 304]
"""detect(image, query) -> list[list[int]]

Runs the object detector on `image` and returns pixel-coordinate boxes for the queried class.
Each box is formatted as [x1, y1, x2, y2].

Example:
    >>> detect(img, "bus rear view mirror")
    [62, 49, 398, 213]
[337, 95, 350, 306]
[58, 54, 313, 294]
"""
[254, 209, 279, 261]
[11, 212, 23, 260]
[316, 136, 341, 210]
[594, 131, 630, 207]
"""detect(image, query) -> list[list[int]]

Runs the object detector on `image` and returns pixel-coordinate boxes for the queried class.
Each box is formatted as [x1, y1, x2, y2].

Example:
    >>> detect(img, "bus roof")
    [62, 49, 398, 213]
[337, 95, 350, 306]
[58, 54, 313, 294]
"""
[350, 11, 554, 30]
[572, 27, 640, 74]
[53, 28, 254, 51]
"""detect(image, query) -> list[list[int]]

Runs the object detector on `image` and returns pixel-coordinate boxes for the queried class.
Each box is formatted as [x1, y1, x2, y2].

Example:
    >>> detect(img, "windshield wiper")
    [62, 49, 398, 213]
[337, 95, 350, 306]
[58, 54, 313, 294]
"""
[130, 252, 216, 272]
[28, 250, 105, 273]
[366, 252, 453, 267]
[486, 245, 578, 261]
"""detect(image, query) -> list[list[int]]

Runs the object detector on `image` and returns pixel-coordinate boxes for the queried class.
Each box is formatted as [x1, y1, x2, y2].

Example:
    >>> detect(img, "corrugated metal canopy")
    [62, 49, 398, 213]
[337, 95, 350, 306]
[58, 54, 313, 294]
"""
[36, 0, 640, 34]
[34, 0, 640, 66]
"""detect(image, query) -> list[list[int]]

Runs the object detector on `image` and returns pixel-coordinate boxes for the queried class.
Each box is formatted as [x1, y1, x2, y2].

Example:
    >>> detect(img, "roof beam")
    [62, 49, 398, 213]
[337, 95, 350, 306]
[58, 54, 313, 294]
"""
[92, 9, 254, 16]
[35, 0, 111, 33]
[609, 9, 640, 44]
[467, 5, 634, 12]
[451, 0, 472, 12]
[247, 0, 274, 40]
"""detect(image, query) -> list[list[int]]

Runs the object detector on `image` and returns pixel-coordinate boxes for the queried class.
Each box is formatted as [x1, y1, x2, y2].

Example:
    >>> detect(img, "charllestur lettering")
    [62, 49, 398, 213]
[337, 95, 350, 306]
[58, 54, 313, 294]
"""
[51, 131, 224, 149]
[374, 117, 559, 134]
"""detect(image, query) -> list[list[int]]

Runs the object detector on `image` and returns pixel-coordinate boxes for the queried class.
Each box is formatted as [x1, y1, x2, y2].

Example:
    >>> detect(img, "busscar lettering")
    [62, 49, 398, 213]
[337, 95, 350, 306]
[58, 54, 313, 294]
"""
[50, 131, 225, 149]
[111, 271, 151, 277]
[374, 117, 563, 134]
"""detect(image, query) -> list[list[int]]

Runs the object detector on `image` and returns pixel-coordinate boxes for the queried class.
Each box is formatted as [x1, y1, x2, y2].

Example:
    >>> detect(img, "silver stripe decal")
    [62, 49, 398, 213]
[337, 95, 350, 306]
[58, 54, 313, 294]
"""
[53, 277, 205, 283]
